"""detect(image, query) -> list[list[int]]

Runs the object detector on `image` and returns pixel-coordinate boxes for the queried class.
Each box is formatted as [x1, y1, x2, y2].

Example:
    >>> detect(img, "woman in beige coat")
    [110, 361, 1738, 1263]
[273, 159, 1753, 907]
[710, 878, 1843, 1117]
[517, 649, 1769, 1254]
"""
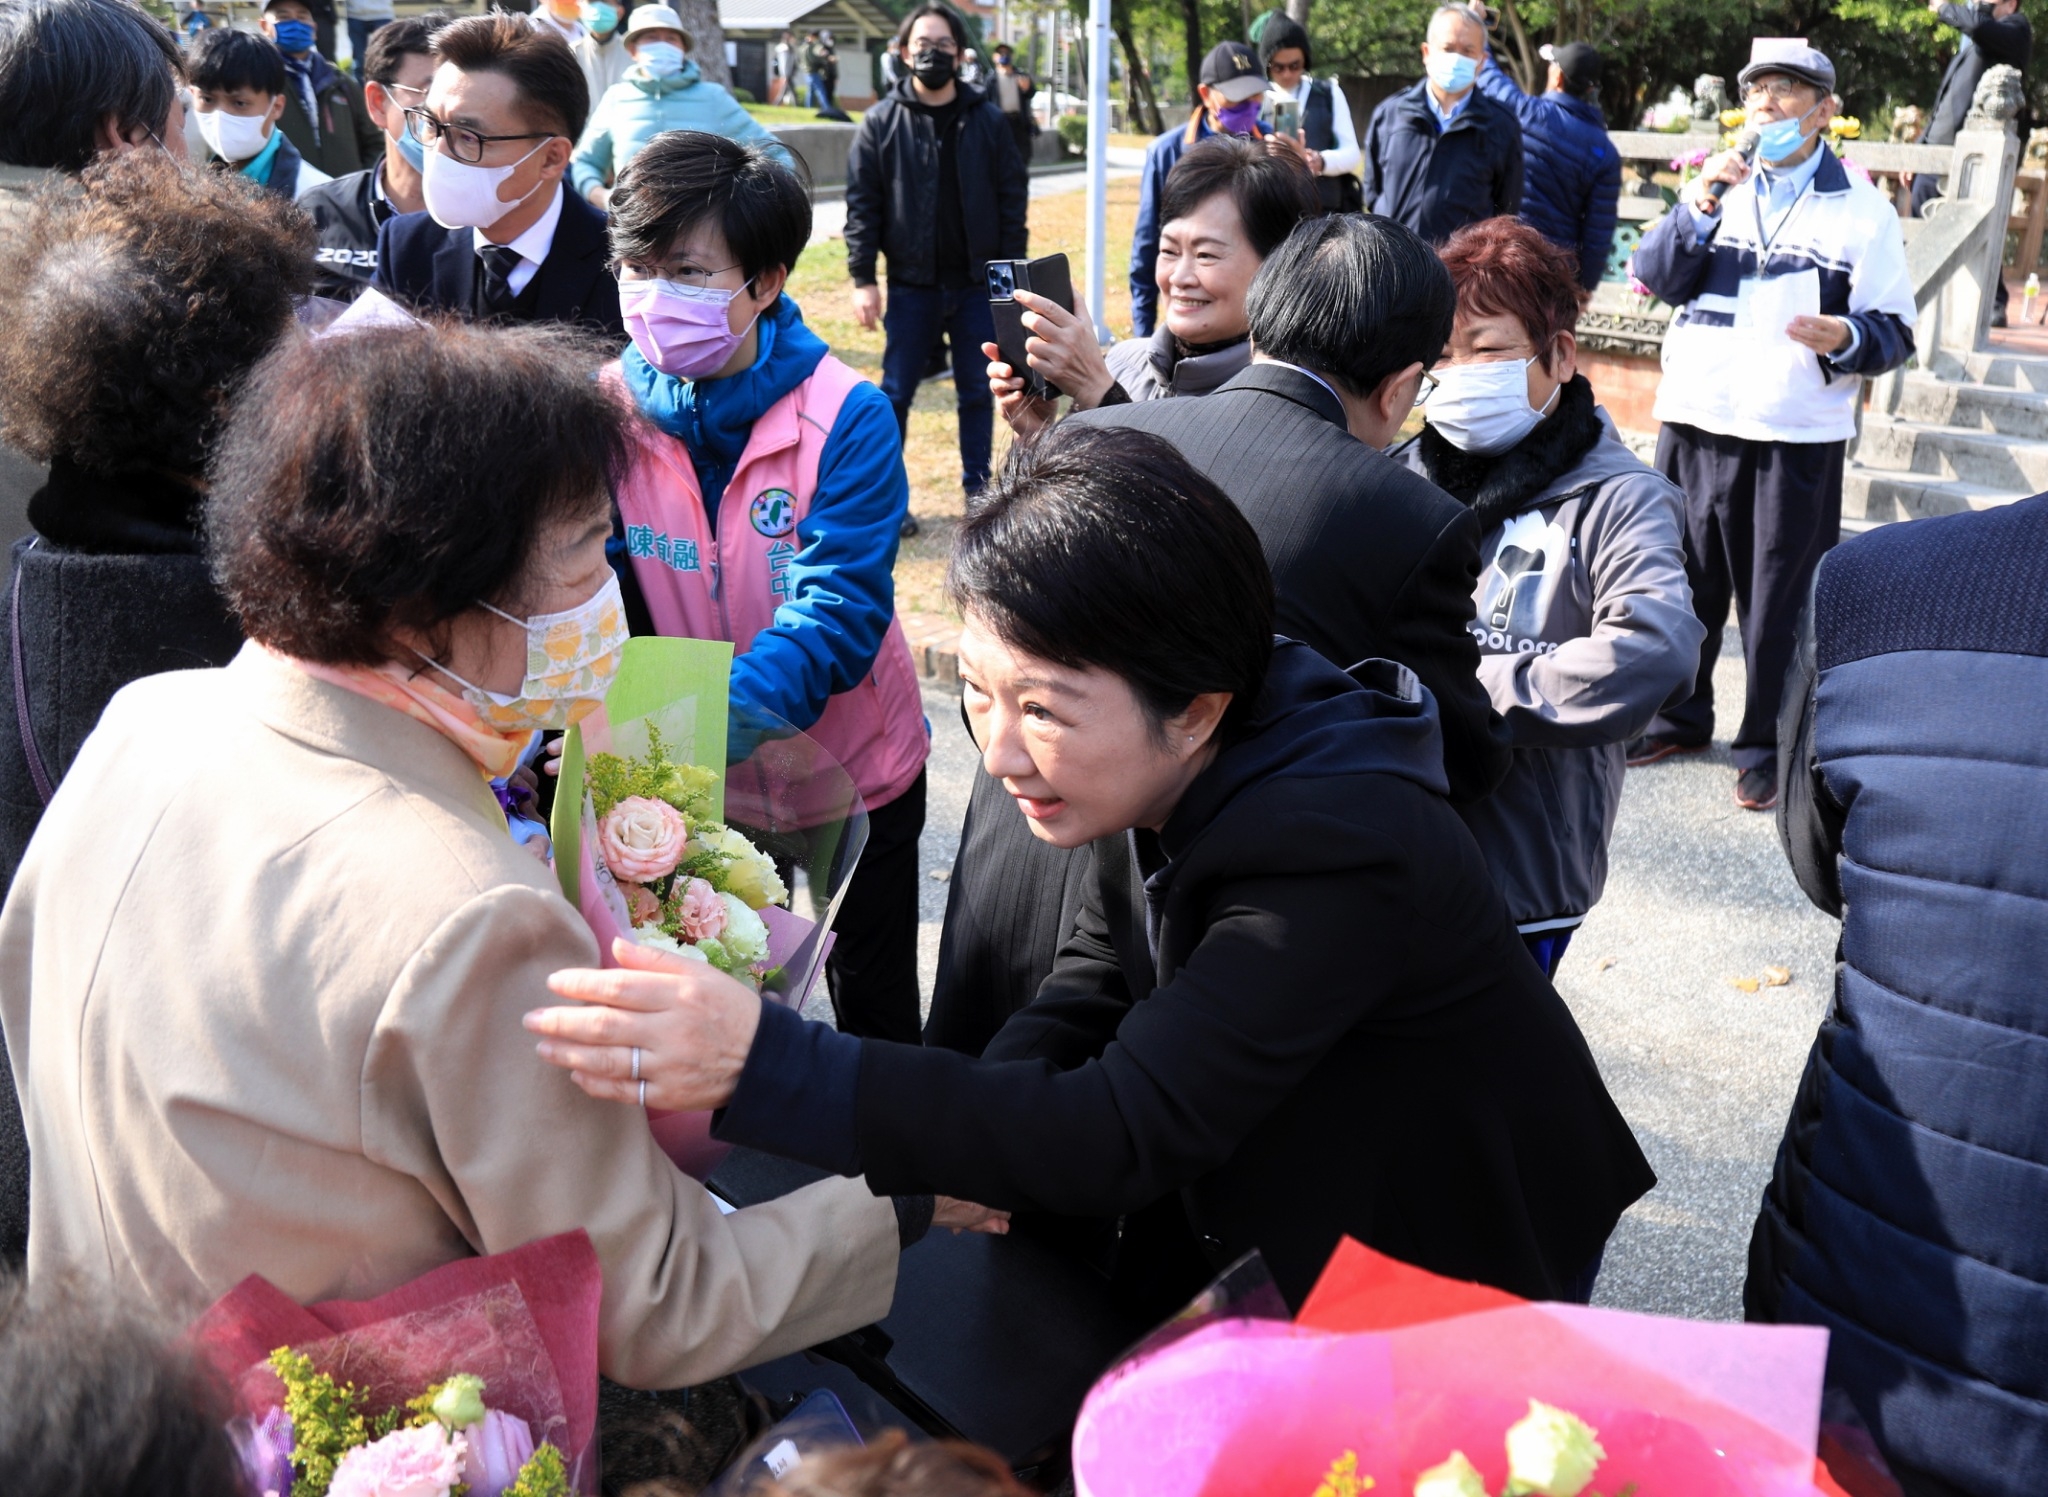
[0, 320, 986, 1388]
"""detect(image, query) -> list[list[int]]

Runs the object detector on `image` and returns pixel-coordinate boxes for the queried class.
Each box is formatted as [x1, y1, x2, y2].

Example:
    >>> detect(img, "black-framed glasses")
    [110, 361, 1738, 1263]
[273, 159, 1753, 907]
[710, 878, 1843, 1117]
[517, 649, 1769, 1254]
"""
[1412, 369, 1440, 407]
[1743, 78, 1811, 105]
[403, 106, 552, 165]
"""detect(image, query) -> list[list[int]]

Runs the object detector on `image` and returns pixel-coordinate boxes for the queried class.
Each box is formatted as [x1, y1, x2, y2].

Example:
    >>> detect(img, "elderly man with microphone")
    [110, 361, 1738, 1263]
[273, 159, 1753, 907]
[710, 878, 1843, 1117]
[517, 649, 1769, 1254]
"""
[1625, 40, 1914, 814]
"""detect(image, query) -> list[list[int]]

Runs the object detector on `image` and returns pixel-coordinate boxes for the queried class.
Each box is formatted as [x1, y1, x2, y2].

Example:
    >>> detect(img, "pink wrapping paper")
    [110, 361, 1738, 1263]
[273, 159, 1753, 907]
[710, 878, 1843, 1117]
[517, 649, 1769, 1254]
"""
[189, 1230, 602, 1493]
[1072, 1248, 1832, 1497]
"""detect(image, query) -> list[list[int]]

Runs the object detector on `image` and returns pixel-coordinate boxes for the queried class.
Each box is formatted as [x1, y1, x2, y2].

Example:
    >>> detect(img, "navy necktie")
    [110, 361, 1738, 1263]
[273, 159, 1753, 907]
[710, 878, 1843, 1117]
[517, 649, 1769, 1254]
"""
[478, 244, 523, 314]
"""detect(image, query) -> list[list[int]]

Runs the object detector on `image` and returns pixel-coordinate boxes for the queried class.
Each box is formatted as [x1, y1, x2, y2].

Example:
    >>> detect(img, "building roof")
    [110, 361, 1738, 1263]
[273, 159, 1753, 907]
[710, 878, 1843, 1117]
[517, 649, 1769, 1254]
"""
[719, 0, 897, 37]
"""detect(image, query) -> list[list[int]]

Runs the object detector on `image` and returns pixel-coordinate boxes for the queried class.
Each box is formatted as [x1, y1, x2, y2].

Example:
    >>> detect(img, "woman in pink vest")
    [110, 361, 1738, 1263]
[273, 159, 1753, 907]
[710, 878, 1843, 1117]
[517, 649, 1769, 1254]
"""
[605, 131, 930, 1042]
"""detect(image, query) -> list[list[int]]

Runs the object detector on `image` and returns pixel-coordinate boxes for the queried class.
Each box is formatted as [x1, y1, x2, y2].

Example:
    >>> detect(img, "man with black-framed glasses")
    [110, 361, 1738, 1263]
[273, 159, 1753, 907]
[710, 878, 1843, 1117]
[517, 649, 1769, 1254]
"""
[300, 16, 447, 301]
[373, 13, 623, 341]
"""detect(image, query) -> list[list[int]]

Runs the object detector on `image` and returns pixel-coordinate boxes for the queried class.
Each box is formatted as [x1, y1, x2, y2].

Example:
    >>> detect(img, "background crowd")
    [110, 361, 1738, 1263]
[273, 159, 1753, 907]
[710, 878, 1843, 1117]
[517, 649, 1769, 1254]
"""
[0, 0, 2042, 1495]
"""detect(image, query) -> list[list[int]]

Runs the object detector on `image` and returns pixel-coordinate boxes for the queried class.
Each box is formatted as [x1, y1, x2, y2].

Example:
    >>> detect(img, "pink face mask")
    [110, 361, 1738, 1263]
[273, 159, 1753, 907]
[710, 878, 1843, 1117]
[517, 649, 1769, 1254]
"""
[618, 275, 760, 379]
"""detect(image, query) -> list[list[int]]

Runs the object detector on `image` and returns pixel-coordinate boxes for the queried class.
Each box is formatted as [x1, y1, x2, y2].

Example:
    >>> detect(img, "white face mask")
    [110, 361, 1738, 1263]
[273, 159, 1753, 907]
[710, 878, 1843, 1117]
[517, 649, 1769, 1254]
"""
[1426, 355, 1560, 455]
[423, 572, 630, 733]
[420, 137, 550, 231]
[196, 105, 271, 164]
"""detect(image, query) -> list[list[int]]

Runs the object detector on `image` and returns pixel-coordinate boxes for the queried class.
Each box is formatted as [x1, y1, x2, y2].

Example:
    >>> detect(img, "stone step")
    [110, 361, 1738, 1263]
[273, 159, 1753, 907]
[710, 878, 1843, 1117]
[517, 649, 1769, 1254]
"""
[1893, 371, 2048, 439]
[1957, 348, 2048, 390]
[1841, 465, 2032, 525]
[1853, 416, 2048, 490]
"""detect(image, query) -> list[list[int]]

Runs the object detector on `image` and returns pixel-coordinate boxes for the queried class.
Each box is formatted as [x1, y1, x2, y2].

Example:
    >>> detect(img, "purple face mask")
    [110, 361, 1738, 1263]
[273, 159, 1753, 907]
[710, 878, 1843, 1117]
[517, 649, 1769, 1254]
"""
[1215, 96, 1263, 135]
[618, 275, 759, 379]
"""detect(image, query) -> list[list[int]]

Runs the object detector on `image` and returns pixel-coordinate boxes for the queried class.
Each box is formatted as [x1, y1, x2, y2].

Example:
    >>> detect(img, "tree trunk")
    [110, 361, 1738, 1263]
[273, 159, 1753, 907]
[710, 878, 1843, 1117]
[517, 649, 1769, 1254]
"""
[1177, 0, 1202, 114]
[1285, 0, 1312, 26]
[1495, 0, 1540, 95]
[672, 0, 730, 85]
[1115, 12, 1164, 133]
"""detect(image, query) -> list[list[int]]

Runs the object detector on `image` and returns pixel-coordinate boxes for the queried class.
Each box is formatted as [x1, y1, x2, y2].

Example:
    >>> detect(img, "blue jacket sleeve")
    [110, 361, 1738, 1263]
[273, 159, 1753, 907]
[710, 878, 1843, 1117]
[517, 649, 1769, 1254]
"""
[1578, 140, 1621, 291]
[570, 116, 615, 198]
[728, 379, 908, 737]
[718, 91, 796, 170]
[1631, 204, 1717, 306]
[1130, 138, 1169, 338]
[1476, 51, 1534, 119]
[1831, 310, 1915, 377]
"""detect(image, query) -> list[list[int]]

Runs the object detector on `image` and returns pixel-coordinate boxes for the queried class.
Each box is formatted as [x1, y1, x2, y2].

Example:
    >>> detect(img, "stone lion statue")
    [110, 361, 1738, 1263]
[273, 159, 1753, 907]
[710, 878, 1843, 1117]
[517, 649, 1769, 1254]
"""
[1965, 63, 2024, 131]
[1691, 74, 1729, 124]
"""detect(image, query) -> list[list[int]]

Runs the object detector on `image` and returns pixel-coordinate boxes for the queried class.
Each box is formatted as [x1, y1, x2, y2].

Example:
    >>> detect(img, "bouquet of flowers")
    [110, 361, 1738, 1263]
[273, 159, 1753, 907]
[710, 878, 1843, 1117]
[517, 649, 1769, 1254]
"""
[190, 1232, 601, 1497]
[585, 720, 786, 986]
[550, 638, 869, 1178]
[1071, 1240, 1858, 1497]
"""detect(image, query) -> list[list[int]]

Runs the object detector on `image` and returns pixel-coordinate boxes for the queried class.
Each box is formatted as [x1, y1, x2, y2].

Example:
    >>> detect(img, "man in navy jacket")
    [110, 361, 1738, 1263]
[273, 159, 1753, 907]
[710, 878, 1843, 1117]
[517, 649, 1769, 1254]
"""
[1475, 39, 1619, 290]
[373, 14, 623, 343]
[1752, 494, 2048, 1497]
[1361, 5, 1522, 245]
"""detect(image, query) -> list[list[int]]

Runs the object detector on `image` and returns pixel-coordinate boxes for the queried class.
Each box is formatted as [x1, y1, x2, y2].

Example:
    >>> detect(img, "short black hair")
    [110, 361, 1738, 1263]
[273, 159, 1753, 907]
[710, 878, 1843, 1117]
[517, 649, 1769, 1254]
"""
[1161, 135, 1318, 260]
[0, 151, 312, 478]
[363, 12, 452, 87]
[895, 3, 967, 52]
[0, 1273, 246, 1497]
[949, 423, 1274, 742]
[1247, 213, 1456, 399]
[209, 320, 634, 665]
[186, 25, 287, 96]
[433, 13, 590, 142]
[0, 0, 182, 172]
[608, 131, 811, 280]
[1257, 14, 1311, 70]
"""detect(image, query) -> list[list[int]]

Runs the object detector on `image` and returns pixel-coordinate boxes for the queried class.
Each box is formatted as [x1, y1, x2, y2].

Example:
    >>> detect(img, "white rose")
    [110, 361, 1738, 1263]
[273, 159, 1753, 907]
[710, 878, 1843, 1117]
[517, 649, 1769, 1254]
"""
[717, 892, 770, 966]
[633, 925, 708, 963]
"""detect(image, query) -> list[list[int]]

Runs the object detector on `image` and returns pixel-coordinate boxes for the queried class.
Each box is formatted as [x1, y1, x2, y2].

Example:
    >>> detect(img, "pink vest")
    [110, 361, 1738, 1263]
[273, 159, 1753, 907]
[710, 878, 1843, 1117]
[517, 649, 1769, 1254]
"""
[608, 356, 928, 813]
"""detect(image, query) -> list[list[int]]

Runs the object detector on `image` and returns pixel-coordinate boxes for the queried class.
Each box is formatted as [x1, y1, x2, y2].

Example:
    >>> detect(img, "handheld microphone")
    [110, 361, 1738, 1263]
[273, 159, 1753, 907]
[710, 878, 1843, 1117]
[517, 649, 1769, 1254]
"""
[1707, 125, 1763, 203]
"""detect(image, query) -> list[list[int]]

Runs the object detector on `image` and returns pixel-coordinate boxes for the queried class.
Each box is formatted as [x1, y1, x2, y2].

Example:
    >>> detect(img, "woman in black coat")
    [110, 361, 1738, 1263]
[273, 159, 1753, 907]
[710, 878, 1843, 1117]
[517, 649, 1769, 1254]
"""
[0, 153, 313, 1263]
[529, 423, 1654, 1311]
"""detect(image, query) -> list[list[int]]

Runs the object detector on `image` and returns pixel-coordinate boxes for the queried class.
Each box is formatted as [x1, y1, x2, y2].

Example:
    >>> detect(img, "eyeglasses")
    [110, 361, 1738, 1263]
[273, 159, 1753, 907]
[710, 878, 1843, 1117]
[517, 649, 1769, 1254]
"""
[618, 260, 745, 289]
[403, 106, 553, 165]
[1743, 78, 1813, 105]
[911, 39, 959, 55]
[381, 81, 429, 103]
[1412, 370, 1439, 407]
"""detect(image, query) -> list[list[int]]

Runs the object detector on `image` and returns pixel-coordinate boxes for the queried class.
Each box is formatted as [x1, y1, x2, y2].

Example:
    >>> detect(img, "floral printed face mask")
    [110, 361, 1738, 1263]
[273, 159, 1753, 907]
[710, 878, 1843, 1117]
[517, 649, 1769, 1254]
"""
[427, 572, 629, 733]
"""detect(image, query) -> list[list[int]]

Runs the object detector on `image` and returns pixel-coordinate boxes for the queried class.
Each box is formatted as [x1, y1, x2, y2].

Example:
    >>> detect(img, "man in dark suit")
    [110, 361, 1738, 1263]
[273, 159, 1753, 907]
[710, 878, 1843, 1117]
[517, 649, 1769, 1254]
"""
[374, 13, 622, 342]
[925, 213, 1511, 1054]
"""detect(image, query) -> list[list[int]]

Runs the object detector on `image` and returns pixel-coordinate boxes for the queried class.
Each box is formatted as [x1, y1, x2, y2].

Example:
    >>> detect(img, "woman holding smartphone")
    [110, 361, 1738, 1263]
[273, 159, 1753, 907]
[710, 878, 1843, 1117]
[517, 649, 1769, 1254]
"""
[984, 137, 1318, 436]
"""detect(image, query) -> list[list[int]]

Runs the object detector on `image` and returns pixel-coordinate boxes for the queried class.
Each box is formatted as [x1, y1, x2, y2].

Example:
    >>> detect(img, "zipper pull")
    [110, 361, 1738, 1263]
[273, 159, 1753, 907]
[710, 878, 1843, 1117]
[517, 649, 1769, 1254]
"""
[705, 539, 719, 600]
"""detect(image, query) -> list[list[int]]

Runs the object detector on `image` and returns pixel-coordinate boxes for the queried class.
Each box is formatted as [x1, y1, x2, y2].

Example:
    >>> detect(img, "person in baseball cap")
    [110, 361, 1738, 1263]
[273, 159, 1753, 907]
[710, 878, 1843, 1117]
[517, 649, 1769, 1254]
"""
[1625, 37, 1915, 813]
[1467, 27, 1621, 293]
[1127, 37, 1308, 336]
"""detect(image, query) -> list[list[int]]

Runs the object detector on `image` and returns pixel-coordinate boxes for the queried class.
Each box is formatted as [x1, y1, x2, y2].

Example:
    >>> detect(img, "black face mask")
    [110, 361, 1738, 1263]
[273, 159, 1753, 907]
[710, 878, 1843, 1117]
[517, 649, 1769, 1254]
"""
[910, 48, 957, 87]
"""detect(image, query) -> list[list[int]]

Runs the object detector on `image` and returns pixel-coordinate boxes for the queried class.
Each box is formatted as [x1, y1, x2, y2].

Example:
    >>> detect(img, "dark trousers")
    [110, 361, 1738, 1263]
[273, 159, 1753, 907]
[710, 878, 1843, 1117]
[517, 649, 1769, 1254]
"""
[880, 282, 996, 495]
[347, 15, 388, 68]
[825, 769, 927, 1044]
[1647, 422, 1844, 771]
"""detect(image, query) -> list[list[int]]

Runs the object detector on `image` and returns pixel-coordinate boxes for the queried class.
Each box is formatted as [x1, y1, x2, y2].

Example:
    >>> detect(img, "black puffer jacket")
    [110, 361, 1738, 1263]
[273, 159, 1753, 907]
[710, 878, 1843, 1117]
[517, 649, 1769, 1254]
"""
[0, 458, 244, 1264]
[844, 76, 1027, 288]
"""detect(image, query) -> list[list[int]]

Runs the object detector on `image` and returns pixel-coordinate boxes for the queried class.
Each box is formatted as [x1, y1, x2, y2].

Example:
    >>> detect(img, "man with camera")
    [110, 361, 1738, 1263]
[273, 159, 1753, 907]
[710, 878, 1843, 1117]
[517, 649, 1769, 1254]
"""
[846, 2, 1027, 512]
[1626, 40, 1913, 812]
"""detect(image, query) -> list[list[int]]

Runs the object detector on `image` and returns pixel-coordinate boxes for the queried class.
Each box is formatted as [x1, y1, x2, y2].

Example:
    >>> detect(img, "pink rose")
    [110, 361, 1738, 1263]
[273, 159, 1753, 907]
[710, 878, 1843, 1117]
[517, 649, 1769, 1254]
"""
[675, 877, 727, 942]
[329, 1424, 467, 1497]
[623, 882, 662, 926]
[598, 796, 689, 883]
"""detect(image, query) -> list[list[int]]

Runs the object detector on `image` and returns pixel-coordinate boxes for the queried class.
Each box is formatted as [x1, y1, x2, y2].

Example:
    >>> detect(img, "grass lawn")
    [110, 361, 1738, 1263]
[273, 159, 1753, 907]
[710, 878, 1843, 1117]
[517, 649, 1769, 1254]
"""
[786, 174, 1144, 620]
[745, 103, 863, 126]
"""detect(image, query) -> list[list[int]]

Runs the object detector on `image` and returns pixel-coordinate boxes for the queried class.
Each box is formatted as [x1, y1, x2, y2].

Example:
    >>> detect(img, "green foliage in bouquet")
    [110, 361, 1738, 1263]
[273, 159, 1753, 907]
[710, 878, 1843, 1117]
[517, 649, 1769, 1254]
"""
[587, 723, 718, 824]
[268, 1348, 403, 1497]
[505, 1440, 571, 1497]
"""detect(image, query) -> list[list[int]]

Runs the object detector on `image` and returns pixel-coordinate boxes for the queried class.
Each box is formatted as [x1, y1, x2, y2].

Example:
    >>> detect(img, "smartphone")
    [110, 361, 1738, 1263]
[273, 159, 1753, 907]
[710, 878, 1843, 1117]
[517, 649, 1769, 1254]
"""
[987, 253, 1076, 401]
[1269, 96, 1302, 138]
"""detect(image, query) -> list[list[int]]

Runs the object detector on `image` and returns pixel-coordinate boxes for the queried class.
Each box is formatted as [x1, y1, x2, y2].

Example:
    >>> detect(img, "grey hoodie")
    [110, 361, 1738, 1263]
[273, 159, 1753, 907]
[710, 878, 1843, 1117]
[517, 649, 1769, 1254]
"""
[1404, 398, 1702, 929]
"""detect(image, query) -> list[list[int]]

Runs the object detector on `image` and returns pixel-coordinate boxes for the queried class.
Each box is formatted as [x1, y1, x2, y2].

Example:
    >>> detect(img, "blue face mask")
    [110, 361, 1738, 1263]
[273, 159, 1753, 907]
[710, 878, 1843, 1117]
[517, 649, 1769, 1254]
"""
[1756, 103, 1819, 165]
[581, 1, 619, 36]
[394, 115, 426, 170]
[1425, 49, 1477, 95]
[636, 40, 685, 77]
[271, 17, 315, 53]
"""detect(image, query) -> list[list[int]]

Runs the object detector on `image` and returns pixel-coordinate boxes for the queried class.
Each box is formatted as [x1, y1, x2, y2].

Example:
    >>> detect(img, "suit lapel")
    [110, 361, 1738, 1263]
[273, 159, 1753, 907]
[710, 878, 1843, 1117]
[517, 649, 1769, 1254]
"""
[528, 190, 601, 324]
[429, 226, 478, 315]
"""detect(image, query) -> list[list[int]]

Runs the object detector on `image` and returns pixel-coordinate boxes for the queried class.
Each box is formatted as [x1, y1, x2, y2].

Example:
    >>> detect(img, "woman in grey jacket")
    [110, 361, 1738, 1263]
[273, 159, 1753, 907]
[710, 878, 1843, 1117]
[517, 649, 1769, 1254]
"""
[1401, 218, 1703, 976]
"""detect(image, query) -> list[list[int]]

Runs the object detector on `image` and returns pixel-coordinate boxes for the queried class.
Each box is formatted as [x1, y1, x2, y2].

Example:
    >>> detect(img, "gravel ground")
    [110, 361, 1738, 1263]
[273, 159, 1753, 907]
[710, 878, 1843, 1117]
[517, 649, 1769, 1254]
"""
[903, 622, 1839, 1322]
